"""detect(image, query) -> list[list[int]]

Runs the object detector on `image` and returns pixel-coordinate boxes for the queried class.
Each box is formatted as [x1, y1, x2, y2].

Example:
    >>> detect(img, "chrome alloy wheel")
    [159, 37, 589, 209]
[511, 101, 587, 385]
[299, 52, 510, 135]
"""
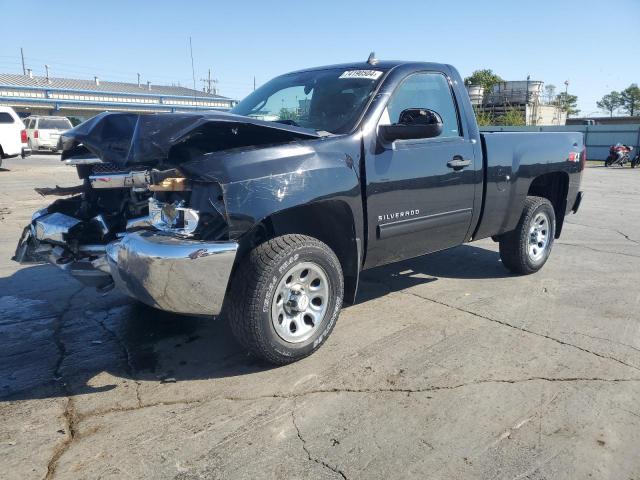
[528, 212, 550, 262]
[271, 261, 330, 343]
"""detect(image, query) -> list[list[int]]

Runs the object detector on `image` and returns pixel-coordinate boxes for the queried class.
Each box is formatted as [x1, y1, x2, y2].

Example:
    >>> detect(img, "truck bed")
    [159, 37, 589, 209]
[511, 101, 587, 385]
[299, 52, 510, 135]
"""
[473, 131, 585, 241]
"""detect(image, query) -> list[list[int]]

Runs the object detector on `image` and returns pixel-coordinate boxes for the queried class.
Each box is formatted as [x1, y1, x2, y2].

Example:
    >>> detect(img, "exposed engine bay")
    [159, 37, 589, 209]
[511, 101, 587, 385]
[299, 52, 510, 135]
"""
[15, 159, 224, 290]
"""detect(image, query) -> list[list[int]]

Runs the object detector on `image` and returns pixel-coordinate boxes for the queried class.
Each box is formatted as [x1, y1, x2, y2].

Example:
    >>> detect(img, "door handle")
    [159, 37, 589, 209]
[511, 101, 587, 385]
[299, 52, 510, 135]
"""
[447, 156, 471, 170]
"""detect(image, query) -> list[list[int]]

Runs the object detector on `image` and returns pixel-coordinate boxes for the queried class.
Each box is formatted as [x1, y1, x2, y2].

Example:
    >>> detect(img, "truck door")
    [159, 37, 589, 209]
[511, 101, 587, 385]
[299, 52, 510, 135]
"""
[364, 71, 477, 268]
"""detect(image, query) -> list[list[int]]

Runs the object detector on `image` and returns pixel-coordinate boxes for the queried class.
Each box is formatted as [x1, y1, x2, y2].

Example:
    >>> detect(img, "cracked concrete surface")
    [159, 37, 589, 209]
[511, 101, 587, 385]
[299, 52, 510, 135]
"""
[1, 157, 639, 479]
[293, 406, 348, 480]
[45, 285, 85, 480]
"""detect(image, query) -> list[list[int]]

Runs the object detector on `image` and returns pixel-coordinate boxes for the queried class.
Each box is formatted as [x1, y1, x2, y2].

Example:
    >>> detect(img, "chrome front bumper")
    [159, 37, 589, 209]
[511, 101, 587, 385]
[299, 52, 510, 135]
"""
[105, 232, 238, 316]
[16, 216, 238, 316]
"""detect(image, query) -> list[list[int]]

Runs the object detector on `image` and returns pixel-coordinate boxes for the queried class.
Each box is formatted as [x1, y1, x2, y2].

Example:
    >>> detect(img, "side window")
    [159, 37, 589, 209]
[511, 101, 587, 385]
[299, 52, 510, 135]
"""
[386, 73, 461, 138]
[0, 112, 15, 124]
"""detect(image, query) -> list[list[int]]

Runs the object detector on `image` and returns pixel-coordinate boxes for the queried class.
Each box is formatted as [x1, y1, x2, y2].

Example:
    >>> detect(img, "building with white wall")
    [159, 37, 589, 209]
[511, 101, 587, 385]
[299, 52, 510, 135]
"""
[467, 80, 566, 126]
[0, 72, 236, 123]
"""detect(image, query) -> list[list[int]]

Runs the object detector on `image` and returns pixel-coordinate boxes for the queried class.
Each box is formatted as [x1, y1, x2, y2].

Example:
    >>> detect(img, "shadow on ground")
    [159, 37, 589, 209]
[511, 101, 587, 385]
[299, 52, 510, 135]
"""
[0, 244, 506, 402]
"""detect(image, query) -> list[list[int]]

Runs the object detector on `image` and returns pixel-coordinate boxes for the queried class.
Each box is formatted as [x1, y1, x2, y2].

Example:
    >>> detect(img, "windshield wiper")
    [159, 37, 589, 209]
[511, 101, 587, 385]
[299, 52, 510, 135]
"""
[272, 119, 331, 136]
[274, 119, 301, 127]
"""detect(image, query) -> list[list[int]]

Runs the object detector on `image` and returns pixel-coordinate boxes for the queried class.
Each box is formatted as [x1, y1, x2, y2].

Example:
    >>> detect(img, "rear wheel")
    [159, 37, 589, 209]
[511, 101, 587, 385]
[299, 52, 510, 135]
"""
[499, 196, 556, 274]
[226, 234, 344, 365]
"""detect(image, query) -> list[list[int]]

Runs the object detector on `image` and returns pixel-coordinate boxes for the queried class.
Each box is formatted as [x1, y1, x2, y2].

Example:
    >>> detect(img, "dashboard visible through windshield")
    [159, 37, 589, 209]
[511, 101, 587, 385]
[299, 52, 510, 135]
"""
[231, 68, 385, 134]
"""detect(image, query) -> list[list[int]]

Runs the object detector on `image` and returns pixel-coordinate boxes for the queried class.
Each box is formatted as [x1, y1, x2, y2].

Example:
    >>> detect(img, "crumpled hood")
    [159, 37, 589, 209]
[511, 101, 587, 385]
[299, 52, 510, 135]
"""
[60, 111, 321, 167]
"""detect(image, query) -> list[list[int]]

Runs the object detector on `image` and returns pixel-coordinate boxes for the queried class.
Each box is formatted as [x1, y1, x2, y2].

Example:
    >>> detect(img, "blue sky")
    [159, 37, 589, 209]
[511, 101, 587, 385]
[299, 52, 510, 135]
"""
[1, 0, 638, 115]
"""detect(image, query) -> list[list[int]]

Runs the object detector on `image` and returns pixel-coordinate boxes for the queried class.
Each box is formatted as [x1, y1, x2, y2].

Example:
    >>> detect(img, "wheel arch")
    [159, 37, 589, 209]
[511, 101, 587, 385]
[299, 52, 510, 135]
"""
[527, 171, 569, 238]
[234, 200, 361, 305]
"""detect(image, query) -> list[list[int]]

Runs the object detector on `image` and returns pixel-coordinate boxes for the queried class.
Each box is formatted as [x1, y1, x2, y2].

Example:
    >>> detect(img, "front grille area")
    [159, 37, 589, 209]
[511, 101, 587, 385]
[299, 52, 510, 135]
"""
[90, 163, 131, 175]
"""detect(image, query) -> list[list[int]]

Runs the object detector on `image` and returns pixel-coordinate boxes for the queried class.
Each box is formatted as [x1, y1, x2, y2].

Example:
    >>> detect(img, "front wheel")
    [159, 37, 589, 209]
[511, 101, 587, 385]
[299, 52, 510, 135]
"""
[226, 234, 344, 365]
[499, 196, 556, 275]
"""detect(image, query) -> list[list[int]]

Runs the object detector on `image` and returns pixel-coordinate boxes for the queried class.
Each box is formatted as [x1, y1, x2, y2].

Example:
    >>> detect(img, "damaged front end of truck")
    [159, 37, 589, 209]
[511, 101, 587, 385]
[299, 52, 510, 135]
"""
[13, 111, 356, 316]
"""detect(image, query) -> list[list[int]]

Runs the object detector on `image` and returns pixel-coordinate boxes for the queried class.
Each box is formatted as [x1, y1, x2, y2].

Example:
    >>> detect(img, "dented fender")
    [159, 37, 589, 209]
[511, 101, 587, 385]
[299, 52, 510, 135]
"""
[180, 135, 364, 239]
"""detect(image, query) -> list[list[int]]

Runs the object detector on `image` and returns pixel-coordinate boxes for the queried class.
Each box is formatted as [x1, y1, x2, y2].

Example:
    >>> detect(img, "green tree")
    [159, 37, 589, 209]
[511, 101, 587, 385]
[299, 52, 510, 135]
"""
[473, 107, 494, 126]
[499, 106, 525, 126]
[556, 92, 580, 117]
[544, 84, 557, 104]
[278, 107, 299, 121]
[596, 91, 622, 117]
[619, 84, 640, 116]
[464, 69, 503, 96]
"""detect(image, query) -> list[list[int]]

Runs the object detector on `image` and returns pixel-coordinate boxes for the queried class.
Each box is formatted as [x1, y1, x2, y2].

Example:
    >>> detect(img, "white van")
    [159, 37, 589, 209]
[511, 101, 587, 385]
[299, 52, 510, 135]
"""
[24, 116, 73, 152]
[0, 106, 29, 167]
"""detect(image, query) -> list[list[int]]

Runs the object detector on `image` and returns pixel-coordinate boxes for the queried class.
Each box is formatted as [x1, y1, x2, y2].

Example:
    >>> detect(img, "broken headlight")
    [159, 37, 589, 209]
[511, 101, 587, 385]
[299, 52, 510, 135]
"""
[148, 198, 200, 237]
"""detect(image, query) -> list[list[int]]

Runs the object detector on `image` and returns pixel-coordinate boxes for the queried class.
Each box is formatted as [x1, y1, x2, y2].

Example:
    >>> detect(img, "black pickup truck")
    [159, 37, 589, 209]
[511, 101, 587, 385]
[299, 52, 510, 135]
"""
[15, 58, 585, 364]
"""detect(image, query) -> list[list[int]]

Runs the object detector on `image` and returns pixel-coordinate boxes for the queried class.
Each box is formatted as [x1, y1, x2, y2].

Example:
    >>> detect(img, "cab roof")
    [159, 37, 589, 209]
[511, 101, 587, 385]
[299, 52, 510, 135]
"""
[286, 60, 451, 76]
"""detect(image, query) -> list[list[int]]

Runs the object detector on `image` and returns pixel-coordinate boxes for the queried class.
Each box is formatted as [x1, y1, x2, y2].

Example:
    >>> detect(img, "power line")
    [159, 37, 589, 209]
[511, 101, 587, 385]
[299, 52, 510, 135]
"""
[0, 50, 251, 99]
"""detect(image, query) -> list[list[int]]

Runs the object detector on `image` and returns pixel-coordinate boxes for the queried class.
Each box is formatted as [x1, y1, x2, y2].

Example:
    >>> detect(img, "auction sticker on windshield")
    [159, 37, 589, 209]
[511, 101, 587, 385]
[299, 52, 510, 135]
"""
[339, 70, 383, 80]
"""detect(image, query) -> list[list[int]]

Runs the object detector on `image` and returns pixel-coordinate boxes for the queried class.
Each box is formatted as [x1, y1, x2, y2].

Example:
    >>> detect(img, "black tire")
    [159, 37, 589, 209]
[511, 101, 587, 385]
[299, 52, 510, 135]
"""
[226, 234, 344, 365]
[499, 196, 556, 275]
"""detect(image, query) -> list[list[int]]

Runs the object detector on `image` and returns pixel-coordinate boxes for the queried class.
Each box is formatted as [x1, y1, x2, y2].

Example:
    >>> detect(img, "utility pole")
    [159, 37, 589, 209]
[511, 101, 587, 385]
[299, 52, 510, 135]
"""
[45, 64, 50, 83]
[137, 73, 141, 87]
[20, 48, 26, 75]
[253, 76, 256, 91]
[200, 68, 218, 95]
[189, 36, 196, 101]
[525, 75, 530, 125]
[564, 80, 569, 118]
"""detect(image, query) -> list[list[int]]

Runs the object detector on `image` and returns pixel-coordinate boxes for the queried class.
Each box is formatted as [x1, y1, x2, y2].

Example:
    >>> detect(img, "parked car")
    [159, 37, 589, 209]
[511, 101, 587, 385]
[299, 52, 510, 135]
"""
[23, 116, 73, 153]
[14, 59, 585, 364]
[0, 106, 30, 168]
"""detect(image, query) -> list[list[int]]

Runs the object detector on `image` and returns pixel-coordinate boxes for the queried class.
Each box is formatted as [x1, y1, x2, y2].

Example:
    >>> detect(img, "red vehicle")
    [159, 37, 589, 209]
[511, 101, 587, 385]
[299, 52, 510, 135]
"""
[605, 144, 633, 167]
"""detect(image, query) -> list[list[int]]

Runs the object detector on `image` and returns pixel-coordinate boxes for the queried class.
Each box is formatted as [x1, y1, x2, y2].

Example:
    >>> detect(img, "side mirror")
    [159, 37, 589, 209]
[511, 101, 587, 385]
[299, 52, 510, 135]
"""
[379, 108, 443, 142]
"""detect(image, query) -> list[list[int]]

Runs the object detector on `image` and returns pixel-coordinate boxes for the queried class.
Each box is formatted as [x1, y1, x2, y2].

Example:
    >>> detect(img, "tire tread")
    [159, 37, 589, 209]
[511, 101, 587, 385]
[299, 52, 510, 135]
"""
[499, 196, 555, 275]
[226, 234, 342, 364]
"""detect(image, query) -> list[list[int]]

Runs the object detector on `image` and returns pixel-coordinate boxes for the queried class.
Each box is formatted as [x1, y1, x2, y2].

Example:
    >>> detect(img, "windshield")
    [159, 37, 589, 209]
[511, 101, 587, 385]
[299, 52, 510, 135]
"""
[231, 68, 385, 134]
[39, 118, 72, 130]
